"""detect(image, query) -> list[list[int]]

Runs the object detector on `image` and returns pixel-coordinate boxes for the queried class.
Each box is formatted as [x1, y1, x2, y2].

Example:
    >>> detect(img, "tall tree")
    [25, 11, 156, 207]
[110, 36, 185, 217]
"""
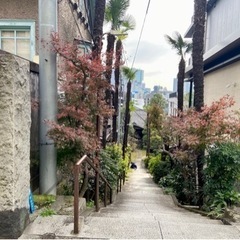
[113, 17, 135, 142]
[193, 0, 206, 112]
[92, 0, 106, 60]
[92, 0, 106, 143]
[146, 94, 166, 156]
[112, 39, 122, 142]
[165, 32, 192, 112]
[121, 66, 136, 159]
[102, 0, 132, 147]
[192, 0, 207, 207]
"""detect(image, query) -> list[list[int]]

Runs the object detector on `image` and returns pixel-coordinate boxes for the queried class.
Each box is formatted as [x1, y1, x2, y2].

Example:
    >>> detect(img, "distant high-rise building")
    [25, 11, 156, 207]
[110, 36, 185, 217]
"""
[173, 78, 177, 92]
[131, 68, 144, 99]
[144, 85, 173, 114]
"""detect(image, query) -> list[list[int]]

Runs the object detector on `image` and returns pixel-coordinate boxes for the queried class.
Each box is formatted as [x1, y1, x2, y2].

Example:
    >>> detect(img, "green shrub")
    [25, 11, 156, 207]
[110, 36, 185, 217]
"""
[40, 207, 56, 217]
[100, 144, 122, 189]
[33, 195, 56, 208]
[143, 156, 150, 168]
[148, 155, 171, 183]
[204, 142, 240, 216]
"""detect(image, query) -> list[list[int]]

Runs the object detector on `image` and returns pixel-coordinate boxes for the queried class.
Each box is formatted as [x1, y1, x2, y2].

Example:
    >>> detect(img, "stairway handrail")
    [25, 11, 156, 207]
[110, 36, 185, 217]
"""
[73, 154, 113, 234]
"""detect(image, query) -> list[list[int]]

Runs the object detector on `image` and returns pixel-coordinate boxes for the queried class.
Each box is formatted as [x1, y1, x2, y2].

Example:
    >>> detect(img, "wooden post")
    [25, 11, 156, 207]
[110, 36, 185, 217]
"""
[95, 163, 100, 212]
[104, 183, 107, 207]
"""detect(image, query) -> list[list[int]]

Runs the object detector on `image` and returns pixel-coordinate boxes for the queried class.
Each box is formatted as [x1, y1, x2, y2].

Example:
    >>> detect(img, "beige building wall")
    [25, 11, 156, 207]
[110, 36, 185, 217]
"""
[204, 61, 240, 111]
[58, 0, 91, 44]
[0, 0, 38, 21]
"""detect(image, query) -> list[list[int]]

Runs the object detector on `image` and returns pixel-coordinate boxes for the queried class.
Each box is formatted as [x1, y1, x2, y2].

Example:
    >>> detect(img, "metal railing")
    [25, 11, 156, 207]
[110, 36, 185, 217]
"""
[73, 154, 113, 234]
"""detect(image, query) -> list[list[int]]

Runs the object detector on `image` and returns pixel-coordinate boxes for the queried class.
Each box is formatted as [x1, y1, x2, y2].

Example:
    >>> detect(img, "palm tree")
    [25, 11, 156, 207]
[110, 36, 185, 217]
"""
[102, 0, 133, 147]
[122, 66, 136, 159]
[165, 32, 192, 111]
[113, 16, 135, 142]
[192, 0, 207, 207]
[91, 0, 106, 142]
[91, 1, 106, 210]
[92, 0, 106, 60]
[193, 0, 206, 111]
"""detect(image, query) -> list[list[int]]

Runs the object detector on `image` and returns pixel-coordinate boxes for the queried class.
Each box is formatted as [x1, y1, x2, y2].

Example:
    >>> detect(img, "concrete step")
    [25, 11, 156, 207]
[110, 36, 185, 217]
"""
[80, 216, 162, 239]
[90, 209, 223, 225]
[19, 215, 84, 239]
[19, 196, 87, 239]
[79, 216, 240, 239]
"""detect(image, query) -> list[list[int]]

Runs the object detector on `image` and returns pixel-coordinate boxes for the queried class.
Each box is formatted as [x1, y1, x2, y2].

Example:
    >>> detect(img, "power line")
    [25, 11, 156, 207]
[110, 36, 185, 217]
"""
[131, 0, 151, 70]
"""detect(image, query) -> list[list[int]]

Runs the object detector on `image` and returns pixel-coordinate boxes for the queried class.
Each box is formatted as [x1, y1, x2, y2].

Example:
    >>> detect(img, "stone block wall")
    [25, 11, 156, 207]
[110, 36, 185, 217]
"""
[0, 51, 31, 238]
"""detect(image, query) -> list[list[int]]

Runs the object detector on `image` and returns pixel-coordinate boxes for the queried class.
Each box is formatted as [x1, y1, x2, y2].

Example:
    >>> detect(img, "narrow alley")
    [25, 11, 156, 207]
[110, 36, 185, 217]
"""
[79, 157, 240, 239]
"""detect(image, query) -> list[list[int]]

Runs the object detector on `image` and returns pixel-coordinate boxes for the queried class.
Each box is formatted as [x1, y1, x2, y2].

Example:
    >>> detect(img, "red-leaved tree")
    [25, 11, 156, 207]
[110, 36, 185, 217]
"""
[161, 95, 240, 204]
[48, 35, 113, 160]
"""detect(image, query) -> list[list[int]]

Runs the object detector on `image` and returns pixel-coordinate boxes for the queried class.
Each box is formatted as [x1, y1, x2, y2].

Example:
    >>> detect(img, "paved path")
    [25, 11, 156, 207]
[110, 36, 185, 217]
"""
[20, 157, 240, 239]
[79, 158, 240, 239]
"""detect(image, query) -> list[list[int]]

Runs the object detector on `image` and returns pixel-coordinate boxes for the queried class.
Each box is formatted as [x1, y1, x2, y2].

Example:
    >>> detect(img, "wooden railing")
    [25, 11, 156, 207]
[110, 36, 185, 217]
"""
[73, 154, 113, 234]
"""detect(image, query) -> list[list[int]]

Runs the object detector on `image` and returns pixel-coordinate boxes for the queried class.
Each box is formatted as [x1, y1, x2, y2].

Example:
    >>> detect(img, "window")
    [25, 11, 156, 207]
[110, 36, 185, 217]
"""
[78, 0, 85, 11]
[0, 20, 35, 61]
[74, 38, 92, 56]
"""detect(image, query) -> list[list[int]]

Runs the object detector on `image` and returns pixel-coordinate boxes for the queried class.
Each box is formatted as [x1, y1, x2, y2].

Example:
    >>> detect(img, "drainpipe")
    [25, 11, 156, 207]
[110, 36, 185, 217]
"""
[39, 0, 57, 195]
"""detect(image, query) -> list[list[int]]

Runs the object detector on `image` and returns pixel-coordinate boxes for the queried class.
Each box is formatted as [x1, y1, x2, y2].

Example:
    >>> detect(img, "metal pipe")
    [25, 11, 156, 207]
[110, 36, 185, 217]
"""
[74, 165, 80, 234]
[39, 0, 57, 195]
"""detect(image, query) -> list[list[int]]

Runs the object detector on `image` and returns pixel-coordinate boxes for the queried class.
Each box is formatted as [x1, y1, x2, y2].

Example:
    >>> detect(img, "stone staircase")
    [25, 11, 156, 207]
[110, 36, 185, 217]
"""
[78, 159, 240, 239]
[20, 158, 240, 239]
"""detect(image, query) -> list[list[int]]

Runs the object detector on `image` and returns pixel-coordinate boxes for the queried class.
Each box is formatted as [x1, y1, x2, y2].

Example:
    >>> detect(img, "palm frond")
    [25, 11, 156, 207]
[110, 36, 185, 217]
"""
[121, 14, 136, 31]
[121, 66, 136, 81]
[106, 0, 130, 30]
[164, 34, 181, 55]
[165, 31, 192, 57]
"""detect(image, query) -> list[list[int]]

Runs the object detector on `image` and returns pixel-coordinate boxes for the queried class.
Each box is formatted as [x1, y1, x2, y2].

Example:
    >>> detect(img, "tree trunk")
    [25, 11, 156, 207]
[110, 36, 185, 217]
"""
[113, 39, 122, 142]
[193, 0, 206, 111]
[92, 0, 106, 143]
[146, 112, 150, 157]
[192, 0, 207, 207]
[92, 0, 106, 59]
[177, 57, 185, 111]
[102, 33, 116, 148]
[122, 80, 131, 159]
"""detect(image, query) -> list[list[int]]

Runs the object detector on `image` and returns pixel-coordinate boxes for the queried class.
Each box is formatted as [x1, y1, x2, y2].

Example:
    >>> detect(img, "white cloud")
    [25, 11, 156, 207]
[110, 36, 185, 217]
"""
[123, 0, 194, 91]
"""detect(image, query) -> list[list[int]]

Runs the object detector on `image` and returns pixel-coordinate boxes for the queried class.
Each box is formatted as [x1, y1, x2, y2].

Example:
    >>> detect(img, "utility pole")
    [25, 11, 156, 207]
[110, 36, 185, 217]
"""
[39, 0, 57, 195]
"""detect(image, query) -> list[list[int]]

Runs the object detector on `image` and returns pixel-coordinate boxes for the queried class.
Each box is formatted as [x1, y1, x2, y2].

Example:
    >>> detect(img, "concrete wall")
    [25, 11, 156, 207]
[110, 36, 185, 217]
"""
[0, 51, 31, 238]
[29, 63, 40, 191]
[204, 61, 240, 111]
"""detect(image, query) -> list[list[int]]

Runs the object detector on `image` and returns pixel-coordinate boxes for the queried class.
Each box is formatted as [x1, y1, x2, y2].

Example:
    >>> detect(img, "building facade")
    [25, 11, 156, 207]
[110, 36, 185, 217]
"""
[185, 0, 240, 111]
[0, 0, 94, 62]
[144, 85, 173, 114]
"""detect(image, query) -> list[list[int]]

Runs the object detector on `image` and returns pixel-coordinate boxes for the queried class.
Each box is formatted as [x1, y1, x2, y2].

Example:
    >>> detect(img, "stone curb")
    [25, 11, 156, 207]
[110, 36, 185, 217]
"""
[170, 194, 233, 226]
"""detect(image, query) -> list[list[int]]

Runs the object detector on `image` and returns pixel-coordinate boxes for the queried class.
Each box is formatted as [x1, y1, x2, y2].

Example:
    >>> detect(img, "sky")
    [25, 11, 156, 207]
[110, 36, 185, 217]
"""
[123, 0, 194, 91]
